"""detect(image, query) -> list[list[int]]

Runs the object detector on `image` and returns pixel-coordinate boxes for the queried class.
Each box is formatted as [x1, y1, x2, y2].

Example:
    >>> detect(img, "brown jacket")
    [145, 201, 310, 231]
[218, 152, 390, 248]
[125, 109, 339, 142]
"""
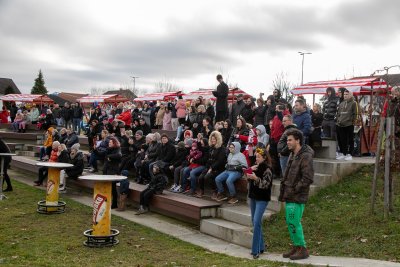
[279, 144, 314, 204]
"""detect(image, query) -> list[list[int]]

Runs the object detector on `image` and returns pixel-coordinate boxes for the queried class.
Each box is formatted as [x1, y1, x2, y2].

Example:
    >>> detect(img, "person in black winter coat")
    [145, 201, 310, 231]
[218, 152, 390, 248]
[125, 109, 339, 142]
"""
[212, 74, 229, 122]
[65, 144, 84, 179]
[196, 131, 227, 198]
[136, 163, 168, 215]
[103, 137, 122, 209]
[240, 97, 255, 125]
[220, 119, 233, 147]
[61, 103, 73, 129]
[65, 129, 79, 151]
[138, 118, 151, 136]
[205, 99, 215, 124]
[0, 137, 13, 191]
[230, 94, 246, 127]
[150, 134, 176, 178]
[254, 97, 267, 127]
[322, 87, 339, 139]
[167, 141, 189, 179]
[72, 102, 83, 135]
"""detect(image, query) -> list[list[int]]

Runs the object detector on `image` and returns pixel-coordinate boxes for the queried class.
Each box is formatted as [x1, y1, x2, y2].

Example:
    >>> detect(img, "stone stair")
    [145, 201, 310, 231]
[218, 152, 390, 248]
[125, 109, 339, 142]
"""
[199, 157, 374, 248]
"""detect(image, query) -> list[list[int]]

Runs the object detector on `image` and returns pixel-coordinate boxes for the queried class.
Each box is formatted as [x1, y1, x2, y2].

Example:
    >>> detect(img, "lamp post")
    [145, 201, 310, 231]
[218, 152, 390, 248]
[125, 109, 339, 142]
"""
[298, 52, 312, 85]
[130, 76, 139, 92]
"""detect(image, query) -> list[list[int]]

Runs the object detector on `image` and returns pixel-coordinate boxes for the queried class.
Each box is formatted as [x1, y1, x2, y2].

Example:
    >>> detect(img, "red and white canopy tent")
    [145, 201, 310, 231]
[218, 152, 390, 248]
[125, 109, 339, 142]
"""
[77, 94, 129, 104]
[291, 77, 388, 96]
[183, 88, 253, 102]
[0, 94, 54, 105]
[133, 91, 183, 102]
[291, 76, 389, 156]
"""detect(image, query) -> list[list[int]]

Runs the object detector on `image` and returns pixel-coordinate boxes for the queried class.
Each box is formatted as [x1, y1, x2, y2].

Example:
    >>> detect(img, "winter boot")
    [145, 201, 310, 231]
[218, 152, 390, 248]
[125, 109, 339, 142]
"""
[116, 194, 127, 211]
[282, 246, 298, 258]
[289, 246, 309, 260]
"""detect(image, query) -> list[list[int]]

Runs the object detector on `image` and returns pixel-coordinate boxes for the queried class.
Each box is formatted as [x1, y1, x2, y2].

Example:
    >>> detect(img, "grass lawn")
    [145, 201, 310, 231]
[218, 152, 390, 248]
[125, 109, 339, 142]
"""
[0, 179, 300, 267]
[266, 165, 400, 262]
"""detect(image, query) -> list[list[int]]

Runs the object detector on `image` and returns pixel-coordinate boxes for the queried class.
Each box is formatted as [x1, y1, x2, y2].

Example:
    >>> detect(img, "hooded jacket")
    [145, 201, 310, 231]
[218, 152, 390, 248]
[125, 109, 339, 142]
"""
[226, 141, 248, 171]
[293, 110, 312, 137]
[336, 96, 358, 127]
[323, 87, 339, 121]
[279, 144, 314, 204]
[255, 125, 269, 147]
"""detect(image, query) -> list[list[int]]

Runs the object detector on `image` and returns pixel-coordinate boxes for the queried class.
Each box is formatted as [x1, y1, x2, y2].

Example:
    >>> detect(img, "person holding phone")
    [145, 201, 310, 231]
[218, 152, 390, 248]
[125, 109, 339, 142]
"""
[246, 147, 273, 259]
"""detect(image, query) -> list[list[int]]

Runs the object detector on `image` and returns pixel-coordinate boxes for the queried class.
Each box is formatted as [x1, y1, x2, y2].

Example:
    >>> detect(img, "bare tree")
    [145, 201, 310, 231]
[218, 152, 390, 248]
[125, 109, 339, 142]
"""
[154, 76, 180, 92]
[272, 72, 294, 104]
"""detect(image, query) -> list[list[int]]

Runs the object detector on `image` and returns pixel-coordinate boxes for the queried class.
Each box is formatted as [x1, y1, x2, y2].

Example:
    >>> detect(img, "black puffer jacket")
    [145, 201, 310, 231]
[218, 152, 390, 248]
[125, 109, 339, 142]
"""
[104, 147, 122, 175]
[156, 140, 176, 164]
[66, 151, 84, 178]
[240, 104, 255, 125]
[279, 145, 314, 204]
[323, 87, 339, 121]
[254, 105, 267, 126]
[207, 146, 227, 172]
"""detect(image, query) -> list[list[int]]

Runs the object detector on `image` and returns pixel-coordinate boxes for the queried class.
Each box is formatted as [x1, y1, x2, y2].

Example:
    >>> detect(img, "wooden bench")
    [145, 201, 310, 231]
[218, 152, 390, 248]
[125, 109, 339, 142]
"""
[10, 155, 220, 225]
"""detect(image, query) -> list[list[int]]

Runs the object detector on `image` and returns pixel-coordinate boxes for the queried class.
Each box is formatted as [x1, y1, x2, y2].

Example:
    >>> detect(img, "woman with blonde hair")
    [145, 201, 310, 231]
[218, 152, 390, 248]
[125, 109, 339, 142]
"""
[195, 131, 227, 198]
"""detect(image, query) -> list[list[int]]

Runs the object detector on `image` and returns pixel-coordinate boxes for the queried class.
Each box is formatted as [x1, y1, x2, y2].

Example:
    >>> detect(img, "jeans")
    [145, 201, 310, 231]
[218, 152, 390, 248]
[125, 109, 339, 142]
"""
[189, 166, 206, 192]
[175, 126, 183, 141]
[56, 118, 63, 127]
[285, 202, 306, 247]
[73, 118, 82, 134]
[120, 170, 130, 195]
[250, 198, 268, 256]
[180, 166, 192, 189]
[215, 170, 242, 196]
[89, 152, 98, 169]
[279, 156, 289, 175]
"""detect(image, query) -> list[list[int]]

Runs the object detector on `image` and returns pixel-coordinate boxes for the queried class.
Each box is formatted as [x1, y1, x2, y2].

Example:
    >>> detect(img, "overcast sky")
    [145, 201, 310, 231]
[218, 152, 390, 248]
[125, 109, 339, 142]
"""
[1, 0, 400, 97]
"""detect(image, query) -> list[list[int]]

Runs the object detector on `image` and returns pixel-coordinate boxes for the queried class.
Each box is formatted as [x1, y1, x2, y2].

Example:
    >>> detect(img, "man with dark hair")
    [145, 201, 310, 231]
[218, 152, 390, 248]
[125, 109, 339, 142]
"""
[293, 99, 311, 144]
[336, 89, 358, 161]
[212, 74, 229, 121]
[277, 115, 299, 173]
[240, 97, 255, 125]
[230, 93, 245, 127]
[72, 102, 83, 135]
[322, 87, 339, 139]
[212, 74, 229, 122]
[279, 129, 314, 260]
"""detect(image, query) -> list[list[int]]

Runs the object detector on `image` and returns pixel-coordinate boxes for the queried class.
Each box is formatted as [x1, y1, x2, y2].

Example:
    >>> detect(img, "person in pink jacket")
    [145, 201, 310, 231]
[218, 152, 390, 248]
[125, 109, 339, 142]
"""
[175, 97, 187, 125]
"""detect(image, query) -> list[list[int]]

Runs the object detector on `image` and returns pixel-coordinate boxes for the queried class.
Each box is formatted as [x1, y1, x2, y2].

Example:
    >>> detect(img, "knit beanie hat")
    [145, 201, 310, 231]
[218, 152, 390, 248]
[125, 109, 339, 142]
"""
[184, 138, 193, 147]
[71, 143, 80, 151]
[136, 130, 143, 136]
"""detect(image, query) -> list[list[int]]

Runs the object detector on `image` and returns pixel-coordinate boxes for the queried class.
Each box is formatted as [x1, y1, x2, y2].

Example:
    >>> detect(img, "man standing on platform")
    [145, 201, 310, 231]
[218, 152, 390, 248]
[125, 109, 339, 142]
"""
[336, 89, 357, 161]
[279, 129, 314, 260]
[212, 74, 229, 122]
[322, 87, 338, 139]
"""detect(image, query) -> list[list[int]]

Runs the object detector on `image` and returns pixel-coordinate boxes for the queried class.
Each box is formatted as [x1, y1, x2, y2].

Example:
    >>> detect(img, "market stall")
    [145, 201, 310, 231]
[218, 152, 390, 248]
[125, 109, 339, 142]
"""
[133, 91, 183, 102]
[182, 88, 253, 102]
[0, 94, 54, 106]
[77, 94, 129, 105]
[291, 76, 388, 156]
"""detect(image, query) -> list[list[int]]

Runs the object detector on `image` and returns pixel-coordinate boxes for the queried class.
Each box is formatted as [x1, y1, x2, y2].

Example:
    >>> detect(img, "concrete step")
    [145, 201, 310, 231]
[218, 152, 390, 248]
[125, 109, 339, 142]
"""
[271, 180, 321, 197]
[23, 144, 41, 152]
[200, 218, 252, 248]
[218, 204, 274, 227]
[16, 151, 38, 157]
[313, 172, 333, 187]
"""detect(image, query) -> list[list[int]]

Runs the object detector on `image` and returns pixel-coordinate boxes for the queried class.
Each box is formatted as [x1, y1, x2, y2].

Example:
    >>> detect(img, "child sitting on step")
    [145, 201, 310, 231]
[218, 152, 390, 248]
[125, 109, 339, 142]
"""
[136, 163, 167, 215]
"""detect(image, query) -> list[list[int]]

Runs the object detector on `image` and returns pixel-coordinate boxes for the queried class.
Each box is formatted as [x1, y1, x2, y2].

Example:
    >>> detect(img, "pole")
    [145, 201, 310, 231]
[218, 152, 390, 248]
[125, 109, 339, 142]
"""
[384, 117, 392, 219]
[370, 117, 385, 213]
[389, 117, 395, 212]
[301, 53, 304, 85]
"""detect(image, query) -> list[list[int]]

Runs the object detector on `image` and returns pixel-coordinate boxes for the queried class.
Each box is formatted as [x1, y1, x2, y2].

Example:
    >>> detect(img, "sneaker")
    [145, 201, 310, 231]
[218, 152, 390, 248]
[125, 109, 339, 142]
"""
[173, 185, 181, 193]
[211, 192, 218, 200]
[227, 197, 239, 204]
[344, 154, 353, 161]
[216, 193, 228, 202]
[59, 188, 67, 194]
[336, 153, 345, 160]
[170, 184, 177, 191]
[135, 207, 148, 215]
[88, 168, 97, 173]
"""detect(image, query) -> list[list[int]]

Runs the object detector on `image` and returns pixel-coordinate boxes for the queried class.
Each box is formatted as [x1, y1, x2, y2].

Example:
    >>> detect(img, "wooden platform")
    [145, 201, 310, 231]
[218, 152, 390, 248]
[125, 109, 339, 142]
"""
[10, 155, 220, 225]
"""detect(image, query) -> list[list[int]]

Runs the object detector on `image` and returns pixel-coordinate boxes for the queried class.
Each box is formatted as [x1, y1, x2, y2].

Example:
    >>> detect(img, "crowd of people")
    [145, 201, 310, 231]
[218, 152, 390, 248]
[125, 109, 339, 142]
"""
[1, 73, 369, 261]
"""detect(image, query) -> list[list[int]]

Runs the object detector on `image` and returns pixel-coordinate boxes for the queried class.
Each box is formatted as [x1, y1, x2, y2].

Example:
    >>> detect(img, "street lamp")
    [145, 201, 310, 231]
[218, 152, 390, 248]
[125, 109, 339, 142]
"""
[298, 52, 312, 85]
[130, 76, 139, 92]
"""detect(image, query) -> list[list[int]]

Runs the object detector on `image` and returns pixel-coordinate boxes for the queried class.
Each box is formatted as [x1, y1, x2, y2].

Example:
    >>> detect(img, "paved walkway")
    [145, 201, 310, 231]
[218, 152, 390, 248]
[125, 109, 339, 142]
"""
[11, 170, 400, 267]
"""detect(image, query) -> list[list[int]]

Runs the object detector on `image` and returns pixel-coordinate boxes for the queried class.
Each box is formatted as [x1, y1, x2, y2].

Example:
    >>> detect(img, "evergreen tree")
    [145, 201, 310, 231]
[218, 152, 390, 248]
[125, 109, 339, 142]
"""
[31, 69, 48, 94]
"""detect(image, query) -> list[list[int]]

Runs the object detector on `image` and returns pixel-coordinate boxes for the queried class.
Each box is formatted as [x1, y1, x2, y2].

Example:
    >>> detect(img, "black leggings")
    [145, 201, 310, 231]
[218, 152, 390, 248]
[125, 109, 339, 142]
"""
[198, 169, 221, 191]
[337, 125, 354, 155]
[140, 188, 156, 207]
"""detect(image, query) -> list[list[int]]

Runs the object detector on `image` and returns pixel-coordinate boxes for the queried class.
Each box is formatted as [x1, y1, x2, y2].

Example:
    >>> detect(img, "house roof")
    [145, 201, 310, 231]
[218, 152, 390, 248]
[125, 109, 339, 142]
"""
[104, 89, 137, 100]
[0, 78, 21, 94]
